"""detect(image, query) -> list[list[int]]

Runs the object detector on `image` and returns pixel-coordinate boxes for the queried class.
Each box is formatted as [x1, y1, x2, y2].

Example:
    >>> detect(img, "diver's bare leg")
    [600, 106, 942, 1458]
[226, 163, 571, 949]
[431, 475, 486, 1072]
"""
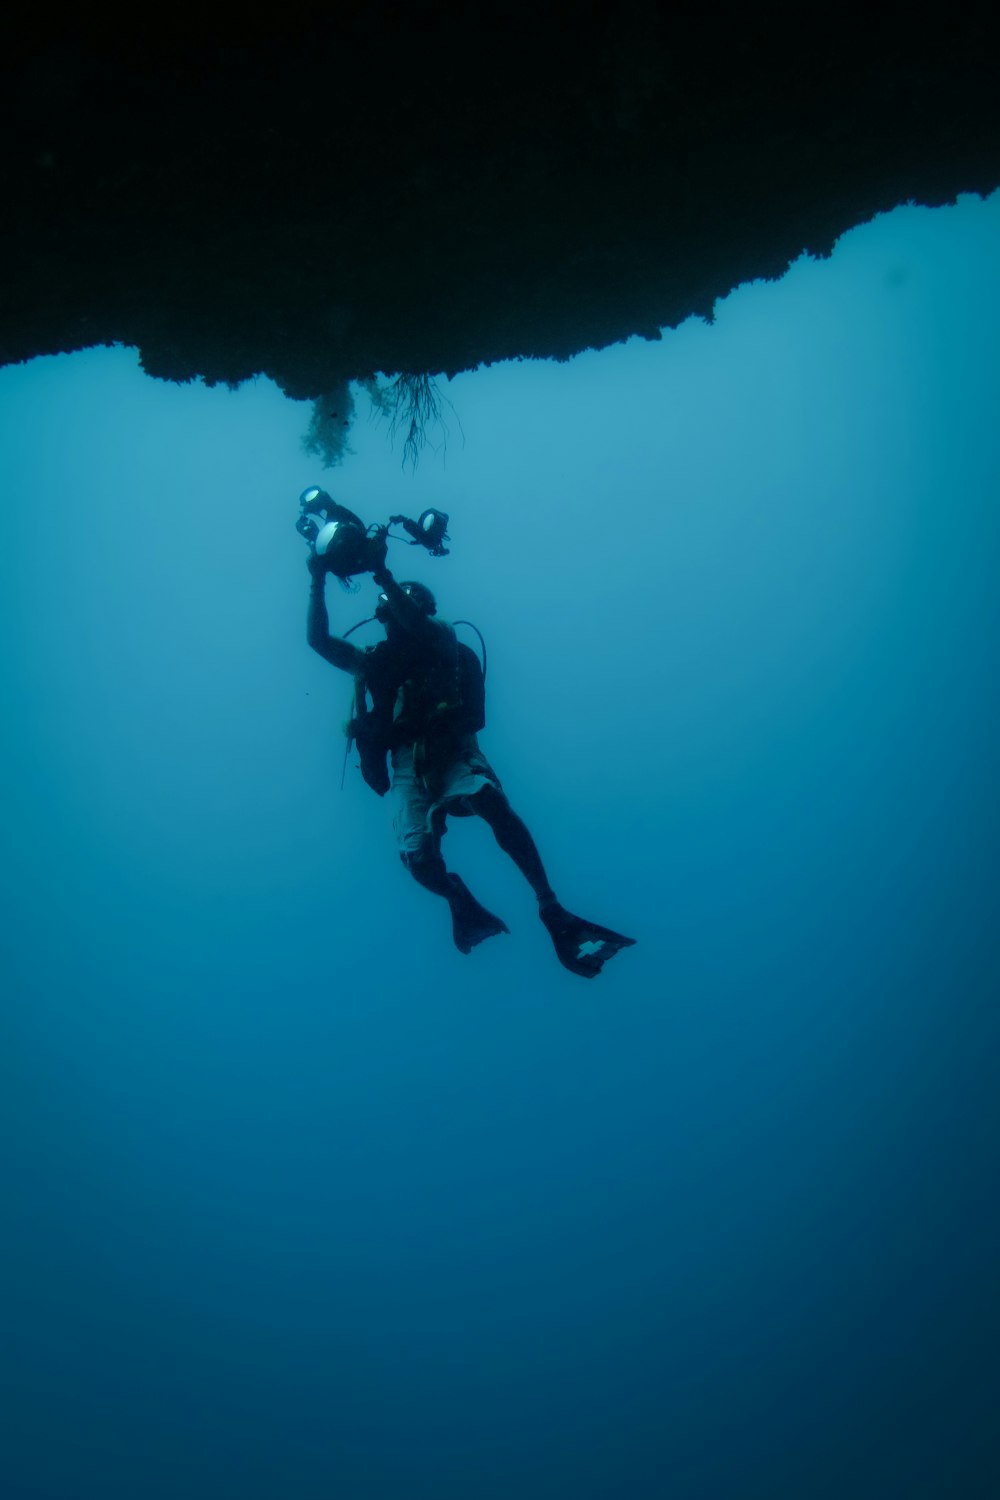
[469, 784, 635, 977]
[401, 849, 508, 954]
[467, 784, 556, 905]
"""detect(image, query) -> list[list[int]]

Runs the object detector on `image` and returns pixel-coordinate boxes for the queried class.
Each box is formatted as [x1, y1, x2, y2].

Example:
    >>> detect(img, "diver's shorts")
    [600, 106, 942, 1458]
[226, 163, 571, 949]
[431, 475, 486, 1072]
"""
[391, 736, 502, 860]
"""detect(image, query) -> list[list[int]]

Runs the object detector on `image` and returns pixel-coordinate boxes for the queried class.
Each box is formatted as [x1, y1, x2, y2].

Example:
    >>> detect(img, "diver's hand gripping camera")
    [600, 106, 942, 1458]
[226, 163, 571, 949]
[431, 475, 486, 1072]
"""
[296, 487, 450, 583]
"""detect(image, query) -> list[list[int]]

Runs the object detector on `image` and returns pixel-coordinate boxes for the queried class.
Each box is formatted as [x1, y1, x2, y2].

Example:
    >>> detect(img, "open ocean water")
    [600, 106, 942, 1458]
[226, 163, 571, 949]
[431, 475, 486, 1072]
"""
[2, 193, 999, 1498]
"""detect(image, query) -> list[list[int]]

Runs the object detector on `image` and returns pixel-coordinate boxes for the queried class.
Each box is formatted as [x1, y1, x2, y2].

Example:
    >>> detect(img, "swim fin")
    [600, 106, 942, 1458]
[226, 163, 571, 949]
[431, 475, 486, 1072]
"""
[539, 901, 636, 979]
[447, 874, 510, 955]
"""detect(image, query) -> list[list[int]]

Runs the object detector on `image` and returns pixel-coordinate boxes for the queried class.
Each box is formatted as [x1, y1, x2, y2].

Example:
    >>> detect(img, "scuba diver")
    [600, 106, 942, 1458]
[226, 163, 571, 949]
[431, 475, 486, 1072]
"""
[301, 488, 635, 979]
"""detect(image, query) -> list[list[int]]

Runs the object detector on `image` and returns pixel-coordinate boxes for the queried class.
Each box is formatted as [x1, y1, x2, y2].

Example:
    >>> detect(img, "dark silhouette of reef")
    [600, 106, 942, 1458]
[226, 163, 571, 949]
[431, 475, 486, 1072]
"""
[3, 7, 999, 401]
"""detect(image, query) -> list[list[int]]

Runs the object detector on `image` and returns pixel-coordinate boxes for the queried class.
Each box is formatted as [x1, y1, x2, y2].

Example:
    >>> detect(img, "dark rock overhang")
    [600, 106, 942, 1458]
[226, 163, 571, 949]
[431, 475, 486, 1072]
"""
[3, 6, 999, 402]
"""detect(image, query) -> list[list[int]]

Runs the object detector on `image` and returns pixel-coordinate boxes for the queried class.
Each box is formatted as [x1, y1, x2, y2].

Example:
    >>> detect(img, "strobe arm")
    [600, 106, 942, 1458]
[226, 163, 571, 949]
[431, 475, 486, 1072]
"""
[388, 509, 450, 557]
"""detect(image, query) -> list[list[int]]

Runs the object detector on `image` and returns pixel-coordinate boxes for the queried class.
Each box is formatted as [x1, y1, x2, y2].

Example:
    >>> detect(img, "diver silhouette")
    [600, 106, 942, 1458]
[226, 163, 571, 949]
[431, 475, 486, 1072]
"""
[306, 529, 635, 978]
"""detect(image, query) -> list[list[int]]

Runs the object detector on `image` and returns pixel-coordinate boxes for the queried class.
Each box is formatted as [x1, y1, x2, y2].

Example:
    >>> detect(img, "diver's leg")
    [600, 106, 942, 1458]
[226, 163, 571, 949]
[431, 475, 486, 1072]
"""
[402, 848, 509, 954]
[402, 846, 452, 898]
[467, 784, 556, 904]
[468, 784, 635, 978]
[394, 750, 507, 955]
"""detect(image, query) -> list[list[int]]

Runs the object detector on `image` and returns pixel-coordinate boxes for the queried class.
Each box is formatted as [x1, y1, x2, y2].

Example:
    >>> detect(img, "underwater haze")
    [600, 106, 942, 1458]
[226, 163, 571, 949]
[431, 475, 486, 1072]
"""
[3, 194, 1000, 1499]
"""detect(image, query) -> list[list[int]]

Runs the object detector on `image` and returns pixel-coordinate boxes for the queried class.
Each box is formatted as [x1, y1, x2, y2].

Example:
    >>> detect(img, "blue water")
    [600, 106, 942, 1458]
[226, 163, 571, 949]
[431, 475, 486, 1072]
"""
[2, 194, 999, 1498]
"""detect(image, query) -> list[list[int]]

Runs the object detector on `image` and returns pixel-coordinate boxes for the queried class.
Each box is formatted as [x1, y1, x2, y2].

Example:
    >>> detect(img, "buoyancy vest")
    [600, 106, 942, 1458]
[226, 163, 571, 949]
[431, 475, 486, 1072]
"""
[349, 626, 485, 793]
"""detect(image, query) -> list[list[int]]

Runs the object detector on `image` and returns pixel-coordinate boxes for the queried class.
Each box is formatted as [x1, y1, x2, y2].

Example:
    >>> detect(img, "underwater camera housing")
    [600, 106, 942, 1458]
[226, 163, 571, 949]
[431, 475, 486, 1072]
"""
[297, 488, 374, 581]
[297, 488, 450, 582]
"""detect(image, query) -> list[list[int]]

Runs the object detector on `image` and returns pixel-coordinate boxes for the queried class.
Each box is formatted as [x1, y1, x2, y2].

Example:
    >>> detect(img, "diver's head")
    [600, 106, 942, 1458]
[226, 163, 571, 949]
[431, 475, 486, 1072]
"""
[375, 580, 438, 623]
[400, 581, 437, 615]
[299, 485, 333, 513]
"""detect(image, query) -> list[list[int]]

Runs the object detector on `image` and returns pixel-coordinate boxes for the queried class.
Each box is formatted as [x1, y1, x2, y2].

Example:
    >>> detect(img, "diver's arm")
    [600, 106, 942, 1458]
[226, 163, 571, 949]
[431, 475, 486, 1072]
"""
[306, 562, 364, 672]
[372, 565, 447, 649]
